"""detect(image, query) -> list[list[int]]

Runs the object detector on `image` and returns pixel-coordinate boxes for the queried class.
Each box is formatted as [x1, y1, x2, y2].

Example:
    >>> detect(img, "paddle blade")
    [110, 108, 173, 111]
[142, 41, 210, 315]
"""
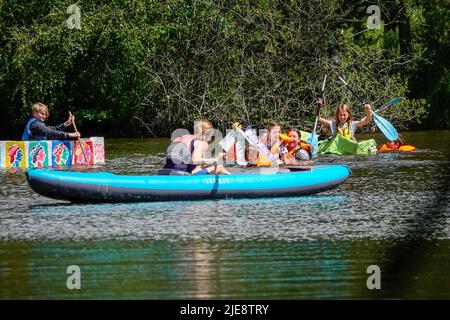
[307, 131, 319, 155]
[307, 116, 320, 155]
[372, 112, 398, 141]
[374, 97, 403, 114]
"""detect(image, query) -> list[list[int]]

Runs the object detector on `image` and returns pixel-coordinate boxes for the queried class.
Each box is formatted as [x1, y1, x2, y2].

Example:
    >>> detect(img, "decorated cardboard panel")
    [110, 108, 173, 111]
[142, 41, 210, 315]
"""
[0, 141, 5, 168]
[28, 141, 52, 168]
[0, 137, 104, 168]
[73, 140, 94, 165]
[90, 137, 105, 164]
[6, 141, 27, 168]
[51, 140, 72, 167]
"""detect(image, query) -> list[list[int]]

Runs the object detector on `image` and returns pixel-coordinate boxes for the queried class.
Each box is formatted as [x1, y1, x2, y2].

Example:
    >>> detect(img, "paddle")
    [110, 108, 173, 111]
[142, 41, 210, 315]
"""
[336, 75, 399, 141]
[308, 73, 327, 155]
[361, 96, 404, 122]
[374, 97, 403, 114]
[69, 111, 89, 165]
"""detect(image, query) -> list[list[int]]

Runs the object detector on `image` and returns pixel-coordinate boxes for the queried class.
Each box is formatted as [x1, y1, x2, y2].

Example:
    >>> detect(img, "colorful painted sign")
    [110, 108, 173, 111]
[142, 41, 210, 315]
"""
[52, 140, 72, 167]
[0, 141, 5, 168]
[91, 137, 105, 164]
[28, 141, 51, 168]
[6, 142, 27, 168]
[0, 137, 105, 168]
[73, 140, 94, 165]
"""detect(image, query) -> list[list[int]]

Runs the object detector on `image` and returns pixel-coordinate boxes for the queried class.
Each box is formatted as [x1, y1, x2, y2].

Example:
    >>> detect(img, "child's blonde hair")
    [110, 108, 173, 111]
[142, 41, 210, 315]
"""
[334, 103, 354, 124]
[32, 102, 49, 118]
[194, 120, 213, 138]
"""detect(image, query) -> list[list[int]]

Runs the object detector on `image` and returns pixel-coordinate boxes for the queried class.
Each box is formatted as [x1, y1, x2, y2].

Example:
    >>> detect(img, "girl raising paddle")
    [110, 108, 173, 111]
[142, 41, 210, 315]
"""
[317, 98, 372, 141]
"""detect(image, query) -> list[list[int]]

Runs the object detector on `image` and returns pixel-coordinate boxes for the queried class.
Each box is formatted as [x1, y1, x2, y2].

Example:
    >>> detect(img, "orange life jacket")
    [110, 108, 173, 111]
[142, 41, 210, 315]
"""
[378, 143, 416, 152]
[398, 145, 416, 152]
[286, 140, 313, 160]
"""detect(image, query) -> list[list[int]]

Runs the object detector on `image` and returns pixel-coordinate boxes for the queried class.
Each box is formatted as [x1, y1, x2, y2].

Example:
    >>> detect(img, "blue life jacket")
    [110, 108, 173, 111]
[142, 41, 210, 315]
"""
[22, 117, 46, 140]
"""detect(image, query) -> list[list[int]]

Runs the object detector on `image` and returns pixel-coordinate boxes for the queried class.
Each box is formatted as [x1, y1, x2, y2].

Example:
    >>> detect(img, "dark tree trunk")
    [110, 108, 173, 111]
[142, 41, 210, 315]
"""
[398, 6, 412, 55]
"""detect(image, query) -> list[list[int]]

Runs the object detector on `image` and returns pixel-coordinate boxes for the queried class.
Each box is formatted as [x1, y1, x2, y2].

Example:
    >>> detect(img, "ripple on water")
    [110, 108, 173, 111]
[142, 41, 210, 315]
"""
[0, 133, 449, 242]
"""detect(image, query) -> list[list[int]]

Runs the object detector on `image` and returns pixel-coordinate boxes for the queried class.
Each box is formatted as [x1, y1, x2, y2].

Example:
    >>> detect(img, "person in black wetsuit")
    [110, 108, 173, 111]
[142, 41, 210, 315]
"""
[22, 102, 81, 140]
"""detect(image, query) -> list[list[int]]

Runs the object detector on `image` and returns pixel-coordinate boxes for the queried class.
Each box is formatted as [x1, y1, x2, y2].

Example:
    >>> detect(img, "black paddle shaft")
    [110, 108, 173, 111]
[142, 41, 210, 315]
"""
[336, 74, 366, 105]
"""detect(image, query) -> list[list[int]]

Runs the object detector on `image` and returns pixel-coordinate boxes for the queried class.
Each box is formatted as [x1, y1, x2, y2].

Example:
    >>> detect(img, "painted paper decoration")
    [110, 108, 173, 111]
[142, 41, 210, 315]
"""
[52, 140, 72, 166]
[28, 141, 51, 168]
[0, 141, 5, 168]
[6, 142, 27, 168]
[91, 137, 105, 164]
[73, 140, 93, 165]
[0, 137, 104, 168]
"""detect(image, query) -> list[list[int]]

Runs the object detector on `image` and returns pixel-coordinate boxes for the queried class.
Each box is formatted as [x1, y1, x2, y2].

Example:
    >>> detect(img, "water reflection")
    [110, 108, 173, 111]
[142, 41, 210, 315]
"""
[0, 240, 357, 299]
[1, 238, 447, 299]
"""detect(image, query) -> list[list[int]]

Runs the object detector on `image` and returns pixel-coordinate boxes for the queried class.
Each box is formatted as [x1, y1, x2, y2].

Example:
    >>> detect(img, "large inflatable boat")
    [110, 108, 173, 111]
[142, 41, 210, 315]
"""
[26, 165, 351, 203]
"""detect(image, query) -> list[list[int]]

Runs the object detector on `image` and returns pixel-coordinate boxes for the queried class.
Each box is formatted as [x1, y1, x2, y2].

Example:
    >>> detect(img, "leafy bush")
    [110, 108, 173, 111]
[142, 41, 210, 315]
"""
[0, 0, 445, 138]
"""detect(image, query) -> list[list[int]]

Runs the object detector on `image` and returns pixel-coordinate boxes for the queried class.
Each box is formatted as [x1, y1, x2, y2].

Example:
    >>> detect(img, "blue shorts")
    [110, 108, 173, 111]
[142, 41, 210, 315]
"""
[194, 168, 209, 175]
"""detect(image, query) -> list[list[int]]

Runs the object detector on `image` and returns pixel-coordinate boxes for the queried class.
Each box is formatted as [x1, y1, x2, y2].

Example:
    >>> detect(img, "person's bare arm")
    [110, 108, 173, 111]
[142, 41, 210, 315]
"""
[191, 140, 207, 164]
[192, 141, 223, 165]
[316, 98, 331, 127]
[318, 115, 331, 127]
[357, 104, 372, 127]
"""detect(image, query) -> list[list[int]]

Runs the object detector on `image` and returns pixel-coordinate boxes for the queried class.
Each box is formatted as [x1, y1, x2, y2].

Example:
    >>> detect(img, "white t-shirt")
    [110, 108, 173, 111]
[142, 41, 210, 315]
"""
[329, 120, 359, 139]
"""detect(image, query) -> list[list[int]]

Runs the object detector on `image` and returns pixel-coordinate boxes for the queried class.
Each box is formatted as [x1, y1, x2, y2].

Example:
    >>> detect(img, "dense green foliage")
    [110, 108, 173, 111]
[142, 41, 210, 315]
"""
[0, 0, 447, 138]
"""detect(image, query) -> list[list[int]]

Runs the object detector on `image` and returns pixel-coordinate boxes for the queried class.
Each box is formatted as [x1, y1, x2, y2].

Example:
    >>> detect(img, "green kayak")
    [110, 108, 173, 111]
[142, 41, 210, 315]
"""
[318, 135, 378, 155]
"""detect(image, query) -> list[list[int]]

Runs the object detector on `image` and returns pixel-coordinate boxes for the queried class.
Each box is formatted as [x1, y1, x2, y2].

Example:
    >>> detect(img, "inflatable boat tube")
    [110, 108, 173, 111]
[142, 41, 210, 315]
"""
[26, 165, 351, 203]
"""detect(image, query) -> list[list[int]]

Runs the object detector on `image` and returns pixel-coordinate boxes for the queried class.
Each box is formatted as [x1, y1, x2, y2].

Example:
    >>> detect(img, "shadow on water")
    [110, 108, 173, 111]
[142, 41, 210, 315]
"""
[374, 159, 450, 299]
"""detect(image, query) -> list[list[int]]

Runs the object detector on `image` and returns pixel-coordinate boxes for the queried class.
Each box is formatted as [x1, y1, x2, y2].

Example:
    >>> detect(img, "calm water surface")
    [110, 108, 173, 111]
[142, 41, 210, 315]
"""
[0, 131, 449, 299]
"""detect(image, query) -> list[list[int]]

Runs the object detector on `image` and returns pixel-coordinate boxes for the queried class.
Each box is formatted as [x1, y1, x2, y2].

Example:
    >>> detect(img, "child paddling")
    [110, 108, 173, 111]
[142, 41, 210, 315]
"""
[22, 102, 80, 140]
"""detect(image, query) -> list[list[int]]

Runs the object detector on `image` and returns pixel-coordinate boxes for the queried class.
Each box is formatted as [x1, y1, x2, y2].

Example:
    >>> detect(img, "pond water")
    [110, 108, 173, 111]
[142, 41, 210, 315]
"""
[0, 130, 449, 299]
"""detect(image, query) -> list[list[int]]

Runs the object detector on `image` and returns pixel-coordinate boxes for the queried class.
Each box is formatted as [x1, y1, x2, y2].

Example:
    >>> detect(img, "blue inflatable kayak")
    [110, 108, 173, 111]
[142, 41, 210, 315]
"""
[26, 165, 351, 203]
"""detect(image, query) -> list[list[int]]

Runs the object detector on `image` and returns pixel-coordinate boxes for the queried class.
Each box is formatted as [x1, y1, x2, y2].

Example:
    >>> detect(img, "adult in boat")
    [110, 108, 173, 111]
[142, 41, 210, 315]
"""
[22, 102, 80, 140]
[317, 98, 372, 141]
[163, 120, 230, 175]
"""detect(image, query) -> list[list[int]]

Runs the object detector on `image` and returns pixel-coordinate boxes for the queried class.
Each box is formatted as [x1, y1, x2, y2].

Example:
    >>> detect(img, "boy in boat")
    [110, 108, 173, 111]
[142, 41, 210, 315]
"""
[22, 102, 80, 140]
[163, 120, 230, 175]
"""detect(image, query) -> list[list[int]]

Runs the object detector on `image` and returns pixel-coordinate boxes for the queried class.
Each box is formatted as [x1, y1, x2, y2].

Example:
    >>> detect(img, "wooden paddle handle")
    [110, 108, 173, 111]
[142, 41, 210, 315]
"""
[69, 111, 78, 132]
[69, 111, 89, 165]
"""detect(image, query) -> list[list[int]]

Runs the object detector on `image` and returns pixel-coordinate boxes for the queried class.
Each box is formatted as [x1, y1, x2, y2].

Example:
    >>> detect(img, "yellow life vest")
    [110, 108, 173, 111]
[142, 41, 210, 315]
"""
[257, 142, 280, 167]
[337, 123, 352, 139]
